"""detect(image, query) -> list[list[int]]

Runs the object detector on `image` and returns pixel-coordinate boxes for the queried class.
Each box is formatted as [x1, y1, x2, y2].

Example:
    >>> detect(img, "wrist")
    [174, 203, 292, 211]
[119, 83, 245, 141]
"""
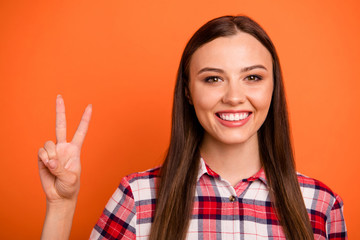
[46, 198, 77, 216]
[41, 199, 78, 240]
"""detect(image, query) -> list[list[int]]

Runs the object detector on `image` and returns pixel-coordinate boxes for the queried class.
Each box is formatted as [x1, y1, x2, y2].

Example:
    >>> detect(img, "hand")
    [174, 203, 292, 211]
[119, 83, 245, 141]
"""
[38, 95, 92, 203]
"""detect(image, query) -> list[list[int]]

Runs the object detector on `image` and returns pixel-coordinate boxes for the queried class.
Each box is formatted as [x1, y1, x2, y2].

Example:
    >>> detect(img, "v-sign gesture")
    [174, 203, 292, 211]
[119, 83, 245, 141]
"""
[38, 95, 92, 202]
[38, 95, 92, 239]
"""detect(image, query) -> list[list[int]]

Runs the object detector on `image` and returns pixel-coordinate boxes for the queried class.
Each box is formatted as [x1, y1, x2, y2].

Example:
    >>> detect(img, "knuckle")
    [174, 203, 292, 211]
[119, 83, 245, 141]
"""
[67, 172, 79, 186]
[44, 140, 55, 149]
[38, 147, 44, 155]
[56, 120, 66, 128]
[44, 141, 57, 158]
[38, 148, 48, 161]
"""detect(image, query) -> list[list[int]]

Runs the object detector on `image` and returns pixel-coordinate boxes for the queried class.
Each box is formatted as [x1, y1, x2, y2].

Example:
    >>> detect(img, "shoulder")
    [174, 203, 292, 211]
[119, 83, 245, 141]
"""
[90, 167, 161, 239]
[125, 166, 161, 183]
[118, 166, 161, 201]
[296, 173, 347, 238]
[296, 173, 344, 211]
[123, 166, 161, 187]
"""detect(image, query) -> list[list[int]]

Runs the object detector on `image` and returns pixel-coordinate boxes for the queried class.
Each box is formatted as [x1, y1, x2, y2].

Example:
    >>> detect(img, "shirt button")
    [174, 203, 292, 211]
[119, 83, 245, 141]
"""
[229, 195, 236, 202]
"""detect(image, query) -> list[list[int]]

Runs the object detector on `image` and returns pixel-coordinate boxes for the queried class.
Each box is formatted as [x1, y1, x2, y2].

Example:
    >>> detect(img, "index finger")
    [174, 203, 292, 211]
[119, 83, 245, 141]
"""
[71, 104, 92, 148]
[56, 95, 67, 143]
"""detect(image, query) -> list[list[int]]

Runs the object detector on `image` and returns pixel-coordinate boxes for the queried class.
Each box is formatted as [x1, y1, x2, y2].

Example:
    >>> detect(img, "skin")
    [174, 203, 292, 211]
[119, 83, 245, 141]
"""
[188, 32, 274, 186]
[37, 31, 273, 238]
[38, 95, 92, 239]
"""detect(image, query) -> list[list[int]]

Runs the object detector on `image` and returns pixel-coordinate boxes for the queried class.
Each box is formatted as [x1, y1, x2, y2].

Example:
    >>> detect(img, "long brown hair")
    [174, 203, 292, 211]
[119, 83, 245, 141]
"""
[149, 15, 314, 240]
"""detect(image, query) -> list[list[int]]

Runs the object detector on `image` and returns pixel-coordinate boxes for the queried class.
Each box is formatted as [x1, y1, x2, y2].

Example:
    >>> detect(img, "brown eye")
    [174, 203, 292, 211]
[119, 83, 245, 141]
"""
[205, 76, 222, 83]
[246, 75, 262, 81]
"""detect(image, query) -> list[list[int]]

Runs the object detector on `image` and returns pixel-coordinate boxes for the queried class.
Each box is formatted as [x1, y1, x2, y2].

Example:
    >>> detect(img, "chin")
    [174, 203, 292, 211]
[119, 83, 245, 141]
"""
[216, 135, 252, 145]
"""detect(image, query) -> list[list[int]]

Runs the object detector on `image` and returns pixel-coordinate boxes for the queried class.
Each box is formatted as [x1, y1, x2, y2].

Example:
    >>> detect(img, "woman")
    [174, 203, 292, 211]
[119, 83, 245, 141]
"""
[38, 16, 347, 239]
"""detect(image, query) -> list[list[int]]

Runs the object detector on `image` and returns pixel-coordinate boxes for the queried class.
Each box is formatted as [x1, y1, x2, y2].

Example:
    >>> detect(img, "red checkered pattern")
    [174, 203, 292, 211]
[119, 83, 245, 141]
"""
[90, 159, 347, 239]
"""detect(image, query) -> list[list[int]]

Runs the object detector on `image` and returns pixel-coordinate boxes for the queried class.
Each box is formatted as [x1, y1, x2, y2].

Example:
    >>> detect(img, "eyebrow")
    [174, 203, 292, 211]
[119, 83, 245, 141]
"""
[241, 64, 268, 73]
[197, 64, 268, 75]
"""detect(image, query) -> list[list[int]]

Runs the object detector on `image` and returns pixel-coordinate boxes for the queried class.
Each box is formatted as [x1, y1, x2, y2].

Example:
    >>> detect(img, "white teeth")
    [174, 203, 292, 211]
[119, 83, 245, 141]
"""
[219, 113, 249, 121]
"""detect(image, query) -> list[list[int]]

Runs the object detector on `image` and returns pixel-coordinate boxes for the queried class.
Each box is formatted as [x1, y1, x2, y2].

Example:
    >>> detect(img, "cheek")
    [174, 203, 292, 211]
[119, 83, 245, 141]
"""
[249, 85, 273, 113]
[191, 87, 221, 114]
[191, 89, 223, 132]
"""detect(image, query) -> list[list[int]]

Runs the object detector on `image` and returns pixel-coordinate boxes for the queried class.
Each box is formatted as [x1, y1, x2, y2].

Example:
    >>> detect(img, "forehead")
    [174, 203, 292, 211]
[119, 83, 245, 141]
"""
[190, 32, 272, 73]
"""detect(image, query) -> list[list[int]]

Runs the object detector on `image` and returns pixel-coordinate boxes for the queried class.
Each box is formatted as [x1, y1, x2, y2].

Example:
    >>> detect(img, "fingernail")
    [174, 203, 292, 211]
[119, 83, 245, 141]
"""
[48, 160, 57, 169]
[57, 95, 63, 104]
[57, 94, 62, 98]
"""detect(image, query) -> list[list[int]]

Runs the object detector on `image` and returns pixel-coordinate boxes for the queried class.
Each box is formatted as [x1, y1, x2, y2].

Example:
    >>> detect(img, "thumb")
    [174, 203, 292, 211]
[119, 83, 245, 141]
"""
[48, 159, 58, 170]
[47, 159, 65, 177]
[47, 158, 71, 178]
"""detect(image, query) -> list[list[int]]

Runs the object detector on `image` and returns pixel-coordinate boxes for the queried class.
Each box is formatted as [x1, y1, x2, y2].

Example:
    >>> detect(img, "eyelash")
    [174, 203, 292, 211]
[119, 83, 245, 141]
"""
[204, 75, 262, 83]
[246, 75, 262, 81]
[204, 76, 222, 83]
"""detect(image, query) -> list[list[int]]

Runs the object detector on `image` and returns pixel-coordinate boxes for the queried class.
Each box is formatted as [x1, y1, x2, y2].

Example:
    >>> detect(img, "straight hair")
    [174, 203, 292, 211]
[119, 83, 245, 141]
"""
[149, 15, 314, 240]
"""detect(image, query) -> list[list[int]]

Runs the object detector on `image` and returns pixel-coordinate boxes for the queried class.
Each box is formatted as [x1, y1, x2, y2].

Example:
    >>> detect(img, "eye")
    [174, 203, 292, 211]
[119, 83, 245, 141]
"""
[246, 75, 262, 81]
[204, 76, 222, 83]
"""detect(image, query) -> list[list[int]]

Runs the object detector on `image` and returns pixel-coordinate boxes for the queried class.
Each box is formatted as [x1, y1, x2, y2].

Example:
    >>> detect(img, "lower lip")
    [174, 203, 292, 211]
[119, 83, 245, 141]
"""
[215, 113, 252, 128]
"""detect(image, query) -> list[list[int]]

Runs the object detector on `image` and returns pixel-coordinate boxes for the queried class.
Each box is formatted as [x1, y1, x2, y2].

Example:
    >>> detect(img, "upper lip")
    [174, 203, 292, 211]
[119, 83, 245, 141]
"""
[215, 110, 252, 114]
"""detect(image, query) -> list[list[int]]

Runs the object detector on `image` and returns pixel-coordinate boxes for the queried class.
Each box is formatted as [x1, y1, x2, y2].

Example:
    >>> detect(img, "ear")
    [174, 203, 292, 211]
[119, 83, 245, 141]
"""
[185, 87, 193, 105]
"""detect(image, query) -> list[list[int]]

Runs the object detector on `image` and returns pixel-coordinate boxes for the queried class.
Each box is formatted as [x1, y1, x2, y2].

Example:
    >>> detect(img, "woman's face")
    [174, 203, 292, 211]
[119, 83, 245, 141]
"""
[188, 32, 273, 146]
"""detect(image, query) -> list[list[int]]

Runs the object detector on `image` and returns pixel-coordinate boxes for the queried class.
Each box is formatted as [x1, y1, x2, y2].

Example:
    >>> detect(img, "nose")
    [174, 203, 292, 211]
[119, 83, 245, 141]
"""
[222, 81, 246, 105]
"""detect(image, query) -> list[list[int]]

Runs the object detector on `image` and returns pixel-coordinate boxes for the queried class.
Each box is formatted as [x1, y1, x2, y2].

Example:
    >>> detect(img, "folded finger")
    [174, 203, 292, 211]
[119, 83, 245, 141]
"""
[56, 95, 67, 143]
[38, 148, 49, 164]
[44, 140, 56, 159]
[72, 104, 92, 147]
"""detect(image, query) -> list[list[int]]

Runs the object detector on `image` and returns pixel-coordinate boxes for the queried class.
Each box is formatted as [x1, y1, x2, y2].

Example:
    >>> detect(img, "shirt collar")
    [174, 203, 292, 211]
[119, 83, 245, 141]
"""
[197, 157, 268, 186]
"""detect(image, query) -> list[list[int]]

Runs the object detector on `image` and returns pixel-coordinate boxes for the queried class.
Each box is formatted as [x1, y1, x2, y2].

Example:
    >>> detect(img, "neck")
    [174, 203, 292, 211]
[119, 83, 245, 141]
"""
[200, 133, 262, 187]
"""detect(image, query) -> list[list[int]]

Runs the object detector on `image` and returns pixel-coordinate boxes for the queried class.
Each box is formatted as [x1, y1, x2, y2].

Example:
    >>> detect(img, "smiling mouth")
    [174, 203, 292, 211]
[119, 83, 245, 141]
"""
[216, 112, 251, 121]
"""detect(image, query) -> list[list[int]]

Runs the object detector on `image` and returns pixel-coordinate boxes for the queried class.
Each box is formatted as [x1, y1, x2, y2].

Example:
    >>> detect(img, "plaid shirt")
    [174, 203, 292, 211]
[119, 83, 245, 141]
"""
[90, 159, 347, 239]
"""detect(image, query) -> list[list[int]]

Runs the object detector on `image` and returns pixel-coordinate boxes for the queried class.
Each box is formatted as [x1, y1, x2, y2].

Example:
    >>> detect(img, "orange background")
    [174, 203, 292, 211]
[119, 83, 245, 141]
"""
[0, 0, 359, 239]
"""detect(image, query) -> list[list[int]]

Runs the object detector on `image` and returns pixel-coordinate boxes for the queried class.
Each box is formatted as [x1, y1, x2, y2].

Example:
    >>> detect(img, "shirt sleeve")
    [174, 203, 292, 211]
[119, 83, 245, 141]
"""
[327, 194, 347, 239]
[90, 177, 137, 240]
